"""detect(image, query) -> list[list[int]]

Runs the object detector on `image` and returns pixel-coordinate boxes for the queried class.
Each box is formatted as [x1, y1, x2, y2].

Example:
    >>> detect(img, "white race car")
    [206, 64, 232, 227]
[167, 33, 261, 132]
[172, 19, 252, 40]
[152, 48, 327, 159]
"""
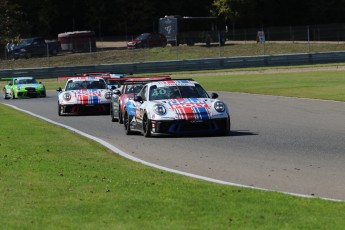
[56, 76, 112, 116]
[123, 79, 230, 137]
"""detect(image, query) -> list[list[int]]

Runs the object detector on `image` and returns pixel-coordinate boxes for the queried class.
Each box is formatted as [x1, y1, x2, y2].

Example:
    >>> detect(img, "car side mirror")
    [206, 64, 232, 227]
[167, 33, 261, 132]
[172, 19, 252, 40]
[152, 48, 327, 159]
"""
[111, 85, 117, 90]
[211, 93, 218, 99]
[114, 89, 121, 95]
[134, 95, 143, 103]
[56, 87, 62, 92]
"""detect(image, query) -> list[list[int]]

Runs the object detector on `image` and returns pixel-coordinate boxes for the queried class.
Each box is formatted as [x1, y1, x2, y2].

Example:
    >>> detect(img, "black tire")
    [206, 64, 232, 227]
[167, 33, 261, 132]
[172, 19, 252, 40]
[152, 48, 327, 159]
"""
[119, 106, 123, 124]
[220, 116, 231, 136]
[51, 48, 58, 56]
[58, 103, 63, 116]
[3, 90, 9, 99]
[111, 106, 118, 122]
[143, 115, 151, 137]
[124, 111, 133, 135]
[26, 52, 32, 59]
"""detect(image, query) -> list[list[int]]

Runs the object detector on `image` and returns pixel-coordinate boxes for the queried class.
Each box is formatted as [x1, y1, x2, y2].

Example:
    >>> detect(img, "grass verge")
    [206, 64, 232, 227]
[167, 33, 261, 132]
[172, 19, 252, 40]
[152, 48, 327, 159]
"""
[1, 96, 345, 229]
[40, 67, 345, 102]
[191, 70, 345, 102]
[2, 42, 345, 69]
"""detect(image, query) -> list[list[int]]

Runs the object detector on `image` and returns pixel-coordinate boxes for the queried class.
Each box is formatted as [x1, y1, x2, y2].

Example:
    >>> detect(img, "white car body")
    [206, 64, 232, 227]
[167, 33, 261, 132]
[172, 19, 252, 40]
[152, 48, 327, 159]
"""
[123, 79, 230, 137]
[57, 76, 112, 116]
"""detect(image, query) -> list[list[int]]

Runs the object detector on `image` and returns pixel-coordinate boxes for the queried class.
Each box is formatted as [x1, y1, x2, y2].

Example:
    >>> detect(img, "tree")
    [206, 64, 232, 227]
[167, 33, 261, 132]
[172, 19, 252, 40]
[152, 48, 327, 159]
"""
[0, 0, 22, 44]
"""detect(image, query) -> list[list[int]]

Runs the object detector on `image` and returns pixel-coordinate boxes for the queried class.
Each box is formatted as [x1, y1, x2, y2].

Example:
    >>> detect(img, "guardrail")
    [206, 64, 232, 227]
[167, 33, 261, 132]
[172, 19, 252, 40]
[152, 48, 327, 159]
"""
[1, 51, 345, 79]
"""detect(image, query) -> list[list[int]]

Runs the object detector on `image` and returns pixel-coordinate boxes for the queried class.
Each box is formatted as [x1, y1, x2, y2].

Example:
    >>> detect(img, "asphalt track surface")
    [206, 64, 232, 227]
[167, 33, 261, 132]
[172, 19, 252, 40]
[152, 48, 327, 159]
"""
[2, 90, 345, 201]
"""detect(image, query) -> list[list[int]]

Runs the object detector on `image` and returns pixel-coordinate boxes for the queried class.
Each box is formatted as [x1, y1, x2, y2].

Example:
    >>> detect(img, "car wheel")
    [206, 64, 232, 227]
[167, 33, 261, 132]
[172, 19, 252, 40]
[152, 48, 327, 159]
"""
[143, 114, 151, 137]
[26, 52, 32, 59]
[220, 116, 231, 136]
[12, 90, 16, 99]
[3, 90, 9, 99]
[111, 106, 118, 122]
[51, 48, 58, 56]
[119, 106, 123, 124]
[58, 103, 63, 116]
[124, 111, 133, 135]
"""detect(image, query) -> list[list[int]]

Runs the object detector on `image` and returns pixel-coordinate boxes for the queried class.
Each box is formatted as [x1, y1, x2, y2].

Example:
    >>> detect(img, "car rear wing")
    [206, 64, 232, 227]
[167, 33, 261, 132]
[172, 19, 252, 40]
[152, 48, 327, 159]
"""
[112, 76, 174, 86]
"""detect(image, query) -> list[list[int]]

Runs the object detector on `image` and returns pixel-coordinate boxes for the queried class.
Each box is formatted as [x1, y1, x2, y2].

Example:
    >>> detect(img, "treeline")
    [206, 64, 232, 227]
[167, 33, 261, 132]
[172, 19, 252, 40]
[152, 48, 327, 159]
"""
[1, 0, 345, 43]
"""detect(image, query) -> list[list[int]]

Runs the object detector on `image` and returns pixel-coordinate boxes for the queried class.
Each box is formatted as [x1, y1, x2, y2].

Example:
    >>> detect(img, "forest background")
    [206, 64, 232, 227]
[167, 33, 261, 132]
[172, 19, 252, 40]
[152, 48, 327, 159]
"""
[2, 0, 345, 44]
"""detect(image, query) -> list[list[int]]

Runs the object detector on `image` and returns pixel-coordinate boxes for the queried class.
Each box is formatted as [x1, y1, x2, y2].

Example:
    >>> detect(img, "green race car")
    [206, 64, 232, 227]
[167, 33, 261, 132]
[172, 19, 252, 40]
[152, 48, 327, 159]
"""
[2, 77, 46, 99]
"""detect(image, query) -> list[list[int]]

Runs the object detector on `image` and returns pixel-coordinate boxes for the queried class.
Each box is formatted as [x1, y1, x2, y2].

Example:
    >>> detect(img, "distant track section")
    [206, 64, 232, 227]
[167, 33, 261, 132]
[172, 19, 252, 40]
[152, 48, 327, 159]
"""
[2, 51, 345, 78]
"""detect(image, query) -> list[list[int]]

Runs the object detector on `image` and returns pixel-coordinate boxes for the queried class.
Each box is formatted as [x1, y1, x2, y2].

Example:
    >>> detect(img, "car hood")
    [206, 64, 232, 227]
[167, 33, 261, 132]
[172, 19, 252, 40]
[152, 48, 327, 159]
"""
[158, 98, 213, 120]
[128, 39, 141, 43]
[60, 89, 110, 104]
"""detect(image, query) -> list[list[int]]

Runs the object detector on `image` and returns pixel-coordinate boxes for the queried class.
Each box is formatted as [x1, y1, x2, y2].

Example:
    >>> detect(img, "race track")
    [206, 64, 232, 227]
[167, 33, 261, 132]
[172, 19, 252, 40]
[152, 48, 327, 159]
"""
[2, 90, 345, 201]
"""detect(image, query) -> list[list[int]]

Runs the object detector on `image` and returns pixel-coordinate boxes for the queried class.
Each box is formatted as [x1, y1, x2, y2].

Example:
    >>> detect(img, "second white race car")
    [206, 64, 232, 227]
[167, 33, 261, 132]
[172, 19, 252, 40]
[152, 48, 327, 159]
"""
[57, 76, 112, 116]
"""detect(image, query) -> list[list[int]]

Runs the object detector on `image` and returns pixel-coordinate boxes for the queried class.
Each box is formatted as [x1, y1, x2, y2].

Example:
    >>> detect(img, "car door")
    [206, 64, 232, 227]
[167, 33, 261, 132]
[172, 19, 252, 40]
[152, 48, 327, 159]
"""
[134, 85, 148, 127]
[152, 34, 160, 47]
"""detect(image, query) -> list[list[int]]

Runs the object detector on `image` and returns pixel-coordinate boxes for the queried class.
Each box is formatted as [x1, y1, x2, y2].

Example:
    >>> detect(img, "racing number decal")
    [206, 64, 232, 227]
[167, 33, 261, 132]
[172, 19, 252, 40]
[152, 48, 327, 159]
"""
[151, 88, 166, 97]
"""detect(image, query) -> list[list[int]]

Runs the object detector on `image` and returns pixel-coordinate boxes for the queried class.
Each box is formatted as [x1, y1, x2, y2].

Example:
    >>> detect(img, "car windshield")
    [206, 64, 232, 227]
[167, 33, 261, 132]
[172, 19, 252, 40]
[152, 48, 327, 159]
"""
[149, 85, 209, 100]
[16, 78, 37, 84]
[66, 80, 107, 90]
[125, 84, 144, 94]
[17, 38, 34, 46]
[136, 34, 149, 40]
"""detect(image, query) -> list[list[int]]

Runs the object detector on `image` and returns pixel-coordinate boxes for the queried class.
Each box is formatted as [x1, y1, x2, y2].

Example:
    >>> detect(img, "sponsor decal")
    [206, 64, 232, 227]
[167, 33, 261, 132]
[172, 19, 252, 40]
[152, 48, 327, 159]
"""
[157, 80, 194, 87]
[167, 98, 210, 120]
[76, 90, 102, 104]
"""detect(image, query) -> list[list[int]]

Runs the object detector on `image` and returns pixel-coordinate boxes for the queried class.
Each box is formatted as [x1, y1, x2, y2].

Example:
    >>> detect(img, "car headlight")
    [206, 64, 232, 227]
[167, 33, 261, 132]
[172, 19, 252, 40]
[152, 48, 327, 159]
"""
[16, 86, 20, 90]
[214, 101, 225, 112]
[63, 93, 71, 101]
[153, 104, 166, 115]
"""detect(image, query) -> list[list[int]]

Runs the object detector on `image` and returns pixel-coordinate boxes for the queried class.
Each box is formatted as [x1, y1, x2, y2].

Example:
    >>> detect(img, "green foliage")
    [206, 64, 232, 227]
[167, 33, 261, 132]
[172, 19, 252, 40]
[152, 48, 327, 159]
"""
[0, 0, 22, 43]
[3, 0, 345, 39]
[1, 103, 345, 229]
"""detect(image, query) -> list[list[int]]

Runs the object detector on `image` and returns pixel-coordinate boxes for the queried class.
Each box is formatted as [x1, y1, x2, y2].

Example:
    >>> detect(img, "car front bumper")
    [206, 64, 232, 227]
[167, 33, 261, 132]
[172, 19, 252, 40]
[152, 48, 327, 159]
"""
[150, 117, 230, 135]
[16, 88, 46, 98]
[60, 103, 111, 115]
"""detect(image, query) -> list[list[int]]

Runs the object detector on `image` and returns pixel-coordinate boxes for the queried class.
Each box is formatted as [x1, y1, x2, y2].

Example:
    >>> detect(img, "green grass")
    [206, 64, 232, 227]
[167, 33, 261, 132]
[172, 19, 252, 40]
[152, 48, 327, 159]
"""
[191, 70, 345, 102]
[38, 67, 345, 102]
[1, 67, 345, 229]
[2, 42, 345, 69]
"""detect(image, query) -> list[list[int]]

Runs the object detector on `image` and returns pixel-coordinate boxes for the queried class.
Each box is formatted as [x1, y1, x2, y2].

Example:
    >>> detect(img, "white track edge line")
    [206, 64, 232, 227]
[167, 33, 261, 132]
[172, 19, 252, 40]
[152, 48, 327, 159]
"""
[4, 103, 343, 202]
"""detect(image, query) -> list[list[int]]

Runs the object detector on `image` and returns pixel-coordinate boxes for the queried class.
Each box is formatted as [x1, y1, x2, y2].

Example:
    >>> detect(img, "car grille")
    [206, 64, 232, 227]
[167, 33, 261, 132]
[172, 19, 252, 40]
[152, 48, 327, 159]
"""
[25, 87, 37, 97]
[63, 104, 110, 114]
